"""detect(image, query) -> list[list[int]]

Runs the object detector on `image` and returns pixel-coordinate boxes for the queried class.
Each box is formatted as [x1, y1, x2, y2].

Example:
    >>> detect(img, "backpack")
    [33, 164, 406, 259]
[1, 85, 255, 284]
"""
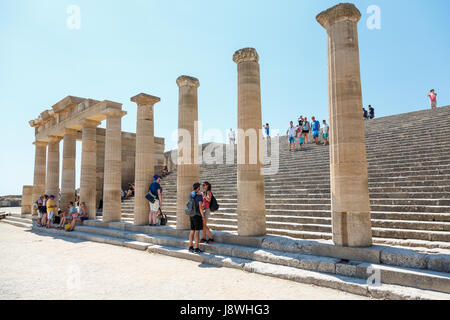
[210, 193, 219, 212]
[184, 194, 197, 217]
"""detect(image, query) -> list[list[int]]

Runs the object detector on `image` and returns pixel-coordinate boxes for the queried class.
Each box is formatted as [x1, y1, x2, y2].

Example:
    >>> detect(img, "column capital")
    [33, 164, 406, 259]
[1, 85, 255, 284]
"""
[130, 93, 161, 106]
[64, 128, 78, 135]
[176, 75, 200, 88]
[316, 3, 361, 30]
[82, 119, 101, 128]
[103, 109, 127, 118]
[48, 135, 63, 143]
[33, 140, 48, 147]
[233, 48, 259, 64]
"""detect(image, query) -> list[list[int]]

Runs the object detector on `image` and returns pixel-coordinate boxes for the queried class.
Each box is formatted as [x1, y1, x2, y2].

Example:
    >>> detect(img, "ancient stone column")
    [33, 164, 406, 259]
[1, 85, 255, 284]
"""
[176, 76, 200, 229]
[61, 128, 77, 209]
[80, 120, 100, 220]
[233, 48, 266, 236]
[31, 141, 47, 215]
[130, 93, 161, 226]
[21, 185, 33, 216]
[102, 109, 126, 223]
[317, 3, 372, 247]
[45, 136, 62, 199]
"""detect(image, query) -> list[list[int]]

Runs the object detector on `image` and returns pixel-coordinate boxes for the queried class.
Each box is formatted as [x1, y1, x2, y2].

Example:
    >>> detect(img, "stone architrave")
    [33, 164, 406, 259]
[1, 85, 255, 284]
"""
[317, 3, 373, 247]
[233, 48, 266, 236]
[102, 108, 126, 223]
[31, 141, 47, 214]
[176, 76, 200, 230]
[45, 135, 62, 199]
[61, 128, 77, 209]
[21, 185, 33, 215]
[80, 120, 100, 219]
[130, 93, 161, 226]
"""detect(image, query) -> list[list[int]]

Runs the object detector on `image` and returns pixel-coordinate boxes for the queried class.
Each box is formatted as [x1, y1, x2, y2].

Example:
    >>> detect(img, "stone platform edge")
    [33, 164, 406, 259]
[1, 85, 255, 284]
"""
[82, 220, 450, 273]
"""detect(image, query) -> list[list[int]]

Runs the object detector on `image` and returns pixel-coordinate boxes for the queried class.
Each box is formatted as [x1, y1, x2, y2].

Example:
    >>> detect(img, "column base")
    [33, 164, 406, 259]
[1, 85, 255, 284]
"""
[332, 211, 373, 247]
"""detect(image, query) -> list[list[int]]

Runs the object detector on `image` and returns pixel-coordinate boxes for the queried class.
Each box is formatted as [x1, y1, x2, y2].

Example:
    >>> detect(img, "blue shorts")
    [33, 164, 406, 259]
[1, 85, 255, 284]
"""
[289, 136, 296, 144]
[313, 130, 319, 138]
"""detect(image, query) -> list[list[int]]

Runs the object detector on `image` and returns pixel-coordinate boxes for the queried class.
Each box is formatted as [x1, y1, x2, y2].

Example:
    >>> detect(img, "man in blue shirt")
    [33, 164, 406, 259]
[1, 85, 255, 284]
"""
[311, 116, 321, 145]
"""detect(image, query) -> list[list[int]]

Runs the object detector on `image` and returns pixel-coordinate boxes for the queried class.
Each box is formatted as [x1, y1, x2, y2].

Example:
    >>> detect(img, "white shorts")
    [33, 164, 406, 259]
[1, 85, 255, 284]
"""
[47, 211, 55, 220]
[150, 201, 160, 212]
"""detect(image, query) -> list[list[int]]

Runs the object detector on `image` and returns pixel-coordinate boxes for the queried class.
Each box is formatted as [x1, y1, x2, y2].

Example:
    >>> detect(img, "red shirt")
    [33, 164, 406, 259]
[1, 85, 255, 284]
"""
[202, 191, 211, 209]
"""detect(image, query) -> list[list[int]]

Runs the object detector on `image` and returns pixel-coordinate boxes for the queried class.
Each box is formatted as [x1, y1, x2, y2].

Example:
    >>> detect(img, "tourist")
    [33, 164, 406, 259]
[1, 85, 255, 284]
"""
[36, 195, 45, 227]
[79, 202, 89, 221]
[368, 105, 375, 119]
[311, 116, 321, 145]
[298, 115, 304, 128]
[302, 117, 310, 144]
[286, 121, 297, 152]
[298, 134, 305, 150]
[161, 166, 169, 178]
[322, 120, 329, 146]
[149, 175, 163, 226]
[126, 183, 135, 198]
[363, 107, 368, 120]
[40, 194, 49, 226]
[66, 202, 80, 232]
[427, 89, 437, 110]
[264, 123, 270, 140]
[188, 182, 204, 254]
[121, 189, 125, 202]
[57, 203, 71, 229]
[45, 195, 57, 229]
[228, 129, 236, 145]
[200, 181, 215, 244]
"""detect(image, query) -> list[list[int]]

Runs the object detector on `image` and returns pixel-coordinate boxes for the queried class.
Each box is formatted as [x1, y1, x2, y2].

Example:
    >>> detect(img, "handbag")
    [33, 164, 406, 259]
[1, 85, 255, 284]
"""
[145, 192, 156, 203]
[158, 208, 168, 226]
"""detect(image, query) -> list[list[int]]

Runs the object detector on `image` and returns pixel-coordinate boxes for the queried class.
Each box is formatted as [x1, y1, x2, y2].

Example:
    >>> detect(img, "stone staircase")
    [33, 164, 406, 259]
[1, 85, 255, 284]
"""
[122, 106, 450, 249]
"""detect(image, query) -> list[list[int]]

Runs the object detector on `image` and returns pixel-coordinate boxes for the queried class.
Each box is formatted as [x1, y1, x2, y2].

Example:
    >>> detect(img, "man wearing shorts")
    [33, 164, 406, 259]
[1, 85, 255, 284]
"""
[311, 117, 321, 145]
[188, 182, 205, 254]
[46, 195, 57, 229]
[286, 121, 297, 151]
[322, 120, 329, 146]
[302, 117, 310, 144]
[427, 89, 437, 110]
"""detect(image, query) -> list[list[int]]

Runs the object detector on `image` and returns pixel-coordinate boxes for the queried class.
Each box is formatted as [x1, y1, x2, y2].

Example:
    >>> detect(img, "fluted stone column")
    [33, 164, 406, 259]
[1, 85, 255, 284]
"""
[21, 185, 33, 216]
[102, 109, 125, 223]
[61, 129, 77, 208]
[131, 93, 161, 226]
[80, 120, 100, 219]
[176, 76, 200, 229]
[31, 141, 47, 215]
[233, 48, 266, 236]
[45, 136, 62, 199]
[317, 3, 372, 247]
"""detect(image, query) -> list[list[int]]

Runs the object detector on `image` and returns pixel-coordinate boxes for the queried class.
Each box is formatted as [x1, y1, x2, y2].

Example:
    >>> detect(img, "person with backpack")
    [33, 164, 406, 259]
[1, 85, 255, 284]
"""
[200, 182, 215, 244]
[148, 175, 163, 226]
[302, 117, 310, 144]
[368, 105, 375, 119]
[187, 182, 204, 254]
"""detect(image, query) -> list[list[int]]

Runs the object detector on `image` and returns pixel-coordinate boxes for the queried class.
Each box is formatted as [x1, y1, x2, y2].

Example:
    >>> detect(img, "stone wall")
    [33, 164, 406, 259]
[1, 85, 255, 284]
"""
[0, 196, 21, 208]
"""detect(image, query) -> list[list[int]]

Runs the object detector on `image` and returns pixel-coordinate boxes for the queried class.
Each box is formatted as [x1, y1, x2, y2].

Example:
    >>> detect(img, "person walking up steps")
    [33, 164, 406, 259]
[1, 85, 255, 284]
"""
[311, 117, 321, 145]
[302, 117, 310, 144]
[427, 89, 438, 110]
[264, 123, 270, 140]
[322, 120, 329, 146]
[286, 121, 297, 151]
[148, 175, 163, 226]
[188, 182, 205, 254]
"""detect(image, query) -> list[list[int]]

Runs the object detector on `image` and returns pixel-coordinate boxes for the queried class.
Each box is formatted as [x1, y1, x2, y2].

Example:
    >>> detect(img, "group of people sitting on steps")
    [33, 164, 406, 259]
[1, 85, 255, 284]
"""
[285, 116, 330, 152]
[34, 194, 88, 232]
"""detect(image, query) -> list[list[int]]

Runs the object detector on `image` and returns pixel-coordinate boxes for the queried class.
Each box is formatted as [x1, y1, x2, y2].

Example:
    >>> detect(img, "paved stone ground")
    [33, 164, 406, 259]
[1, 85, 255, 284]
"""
[0, 223, 368, 300]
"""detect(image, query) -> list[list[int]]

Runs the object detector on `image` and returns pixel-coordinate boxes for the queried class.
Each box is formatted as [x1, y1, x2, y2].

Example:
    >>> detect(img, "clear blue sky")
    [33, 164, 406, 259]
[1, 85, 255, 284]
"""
[1, 0, 449, 195]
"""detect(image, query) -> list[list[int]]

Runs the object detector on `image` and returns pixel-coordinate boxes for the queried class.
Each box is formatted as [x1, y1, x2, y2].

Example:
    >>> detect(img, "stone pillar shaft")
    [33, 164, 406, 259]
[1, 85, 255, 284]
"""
[45, 136, 61, 199]
[80, 121, 99, 219]
[61, 129, 77, 208]
[21, 185, 33, 215]
[317, 3, 372, 247]
[31, 141, 47, 214]
[102, 111, 124, 223]
[233, 48, 266, 236]
[176, 76, 200, 229]
[131, 93, 161, 226]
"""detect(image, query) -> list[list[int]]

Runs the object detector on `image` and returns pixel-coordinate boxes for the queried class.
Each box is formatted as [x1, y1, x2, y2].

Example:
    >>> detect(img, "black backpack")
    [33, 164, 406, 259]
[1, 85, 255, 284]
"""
[210, 193, 219, 212]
